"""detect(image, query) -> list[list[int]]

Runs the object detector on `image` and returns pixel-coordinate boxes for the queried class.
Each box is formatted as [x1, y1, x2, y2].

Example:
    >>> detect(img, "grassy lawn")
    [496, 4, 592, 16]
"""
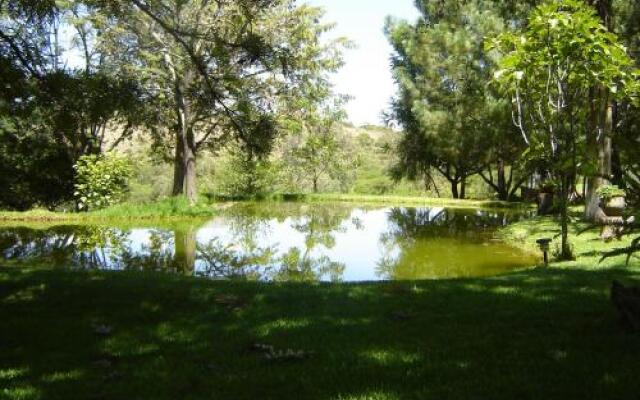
[500, 212, 639, 269]
[1, 264, 639, 400]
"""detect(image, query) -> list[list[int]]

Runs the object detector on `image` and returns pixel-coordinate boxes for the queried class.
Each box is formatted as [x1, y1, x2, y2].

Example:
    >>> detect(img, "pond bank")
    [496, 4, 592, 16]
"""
[498, 213, 638, 270]
[302, 193, 534, 210]
[0, 198, 218, 222]
[1, 264, 639, 399]
[0, 195, 533, 222]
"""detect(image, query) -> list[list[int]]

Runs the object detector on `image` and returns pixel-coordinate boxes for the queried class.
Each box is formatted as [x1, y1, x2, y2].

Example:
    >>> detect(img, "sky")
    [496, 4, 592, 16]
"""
[305, 0, 420, 127]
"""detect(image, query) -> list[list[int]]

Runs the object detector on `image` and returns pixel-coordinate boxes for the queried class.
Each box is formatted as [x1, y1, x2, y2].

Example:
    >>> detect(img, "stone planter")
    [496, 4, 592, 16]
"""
[603, 195, 626, 217]
[537, 192, 554, 215]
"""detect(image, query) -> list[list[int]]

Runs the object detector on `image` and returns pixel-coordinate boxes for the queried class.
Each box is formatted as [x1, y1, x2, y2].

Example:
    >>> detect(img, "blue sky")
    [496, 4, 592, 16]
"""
[305, 0, 420, 126]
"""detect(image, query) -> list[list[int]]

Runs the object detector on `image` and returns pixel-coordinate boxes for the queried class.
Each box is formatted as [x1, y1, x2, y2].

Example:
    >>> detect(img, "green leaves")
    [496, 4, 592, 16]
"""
[387, 0, 516, 192]
[489, 0, 640, 158]
[73, 153, 132, 211]
[491, 0, 639, 102]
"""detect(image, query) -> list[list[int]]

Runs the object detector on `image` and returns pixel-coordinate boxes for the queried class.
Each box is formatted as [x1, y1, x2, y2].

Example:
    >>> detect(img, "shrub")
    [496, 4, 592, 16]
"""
[596, 184, 626, 201]
[73, 153, 133, 211]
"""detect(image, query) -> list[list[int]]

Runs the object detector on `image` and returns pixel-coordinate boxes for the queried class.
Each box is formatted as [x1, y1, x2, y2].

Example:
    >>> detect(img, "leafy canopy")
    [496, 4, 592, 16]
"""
[489, 0, 640, 147]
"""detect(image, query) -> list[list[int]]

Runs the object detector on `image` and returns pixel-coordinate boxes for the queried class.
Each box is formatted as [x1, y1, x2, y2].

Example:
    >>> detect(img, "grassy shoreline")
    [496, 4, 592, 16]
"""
[0, 194, 533, 222]
[0, 198, 218, 222]
[497, 213, 638, 270]
[304, 193, 533, 209]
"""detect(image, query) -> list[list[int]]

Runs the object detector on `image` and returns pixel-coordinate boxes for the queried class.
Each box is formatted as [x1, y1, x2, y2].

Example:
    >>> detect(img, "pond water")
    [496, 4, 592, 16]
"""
[0, 203, 539, 282]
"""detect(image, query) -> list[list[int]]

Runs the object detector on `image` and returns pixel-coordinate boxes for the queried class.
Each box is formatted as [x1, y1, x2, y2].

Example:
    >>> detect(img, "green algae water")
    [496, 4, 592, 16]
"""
[0, 203, 538, 281]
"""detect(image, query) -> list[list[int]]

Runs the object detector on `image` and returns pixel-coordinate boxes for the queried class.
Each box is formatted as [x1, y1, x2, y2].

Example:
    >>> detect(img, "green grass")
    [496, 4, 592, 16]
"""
[0, 198, 217, 222]
[499, 213, 639, 269]
[0, 194, 532, 222]
[1, 209, 640, 399]
[304, 193, 533, 210]
[1, 264, 639, 400]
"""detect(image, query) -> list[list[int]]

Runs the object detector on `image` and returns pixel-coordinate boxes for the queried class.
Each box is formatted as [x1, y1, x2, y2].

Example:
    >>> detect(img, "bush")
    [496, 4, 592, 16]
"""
[596, 184, 626, 201]
[74, 153, 133, 211]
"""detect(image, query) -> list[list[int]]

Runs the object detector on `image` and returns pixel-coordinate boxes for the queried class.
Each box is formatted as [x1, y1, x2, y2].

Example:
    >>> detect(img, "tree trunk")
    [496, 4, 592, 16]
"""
[459, 176, 466, 200]
[585, 0, 614, 221]
[173, 70, 198, 204]
[184, 135, 197, 204]
[611, 107, 624, 187]
[586, 87, 613, 220]
[559, 176, 572, 260]
[172, 134, 185, 195]
[451, 180, 459, 199]
[497, 159, 507, 201]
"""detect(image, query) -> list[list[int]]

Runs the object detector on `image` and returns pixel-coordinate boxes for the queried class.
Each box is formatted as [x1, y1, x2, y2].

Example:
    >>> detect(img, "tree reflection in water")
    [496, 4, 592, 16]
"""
[198, 203, 352, 281]
[0, 226, 130, 269]
[0, 205, 533, 282]
[376, 208, 537, 280]
[0, 204, 356, 282]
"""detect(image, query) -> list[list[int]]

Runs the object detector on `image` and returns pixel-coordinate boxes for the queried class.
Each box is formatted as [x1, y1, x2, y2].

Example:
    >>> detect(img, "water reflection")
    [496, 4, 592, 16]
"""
[376, 208, 537, 280]
[0, 204, 538, 282]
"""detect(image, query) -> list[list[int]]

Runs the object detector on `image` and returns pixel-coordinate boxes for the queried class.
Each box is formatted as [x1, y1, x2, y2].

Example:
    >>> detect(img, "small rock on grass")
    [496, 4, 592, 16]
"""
[247, 342, 314, 362]
[92, 359, 113, 369]
[388, 311, 415, 321]
[92, 323, 113, 336]
[215, 294, 246, 311]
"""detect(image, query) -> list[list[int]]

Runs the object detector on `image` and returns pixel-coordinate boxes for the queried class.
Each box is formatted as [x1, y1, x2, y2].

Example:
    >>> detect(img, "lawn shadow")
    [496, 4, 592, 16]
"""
[1, 266, 640, 399]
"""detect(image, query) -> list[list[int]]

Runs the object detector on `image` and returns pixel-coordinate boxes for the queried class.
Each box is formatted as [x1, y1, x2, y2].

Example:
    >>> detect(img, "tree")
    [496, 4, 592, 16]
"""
[97, 0, 346, 203]
[0, 1, 144, 209]
[281, 98, 358, 193]
[609, 0, 640, 203]
[386, 0, 513, 199]
[490, 0, 639, 259]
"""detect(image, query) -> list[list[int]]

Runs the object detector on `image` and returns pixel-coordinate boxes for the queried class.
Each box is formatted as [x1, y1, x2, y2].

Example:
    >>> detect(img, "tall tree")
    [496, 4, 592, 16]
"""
[386, 0, 513, 199]
[97, 0, 346, 203]
[490, 0, 639, 258]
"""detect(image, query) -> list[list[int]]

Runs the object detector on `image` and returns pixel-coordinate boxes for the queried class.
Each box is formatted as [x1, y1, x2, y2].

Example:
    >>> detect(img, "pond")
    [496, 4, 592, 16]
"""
[0, 203, 539, 282]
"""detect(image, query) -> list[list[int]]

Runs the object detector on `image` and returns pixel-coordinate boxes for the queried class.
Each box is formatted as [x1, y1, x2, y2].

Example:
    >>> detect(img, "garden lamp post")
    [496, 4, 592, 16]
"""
[536, 238, 552, 267]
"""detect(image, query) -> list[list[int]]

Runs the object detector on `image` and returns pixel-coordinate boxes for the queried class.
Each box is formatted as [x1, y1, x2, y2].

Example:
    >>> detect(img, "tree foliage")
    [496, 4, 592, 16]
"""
[0, 1, 144, 209]
[90, 0, 347, 203]
[490, 0, 640, 258]
[386, 0, 521, 199]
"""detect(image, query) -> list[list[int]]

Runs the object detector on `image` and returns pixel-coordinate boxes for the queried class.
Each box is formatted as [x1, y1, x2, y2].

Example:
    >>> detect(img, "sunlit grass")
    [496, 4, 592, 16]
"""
[0, 197, 217, 222]
[499, 213, 638, 269]
[304, 193, 533, 210]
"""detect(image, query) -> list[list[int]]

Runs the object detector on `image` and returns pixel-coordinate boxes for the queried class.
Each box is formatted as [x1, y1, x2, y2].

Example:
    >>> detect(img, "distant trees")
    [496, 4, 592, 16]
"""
[281, 99, 359, 193]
